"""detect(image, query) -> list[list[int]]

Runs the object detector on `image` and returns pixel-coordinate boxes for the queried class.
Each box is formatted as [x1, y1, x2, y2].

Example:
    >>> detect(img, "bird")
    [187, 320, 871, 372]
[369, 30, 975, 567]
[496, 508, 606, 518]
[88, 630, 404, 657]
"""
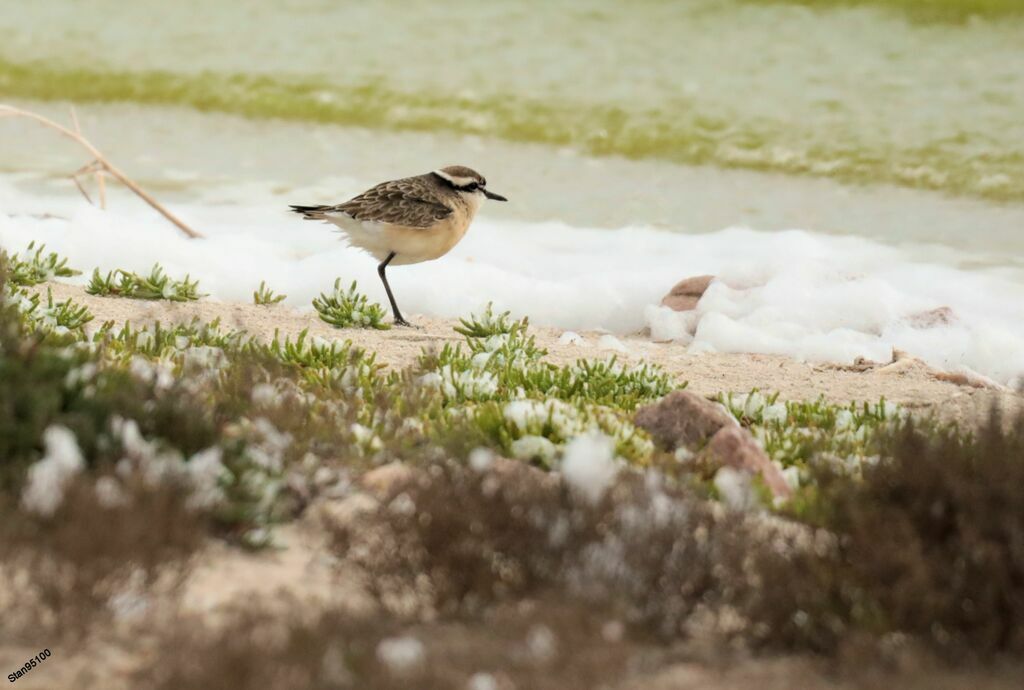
[290, 166, 507, 327]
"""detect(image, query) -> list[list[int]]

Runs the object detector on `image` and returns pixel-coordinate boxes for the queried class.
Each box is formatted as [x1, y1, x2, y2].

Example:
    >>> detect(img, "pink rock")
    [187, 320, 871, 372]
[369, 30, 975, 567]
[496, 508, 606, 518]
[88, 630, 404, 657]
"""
[699, 426, 792, 500]
[634, 390, 736, 451]
[660, 275, 715, 312]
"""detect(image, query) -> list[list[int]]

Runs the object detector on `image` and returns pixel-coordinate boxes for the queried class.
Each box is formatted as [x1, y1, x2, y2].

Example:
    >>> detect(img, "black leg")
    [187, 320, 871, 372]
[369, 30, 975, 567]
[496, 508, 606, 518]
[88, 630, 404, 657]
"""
[377, 252, 413, 327]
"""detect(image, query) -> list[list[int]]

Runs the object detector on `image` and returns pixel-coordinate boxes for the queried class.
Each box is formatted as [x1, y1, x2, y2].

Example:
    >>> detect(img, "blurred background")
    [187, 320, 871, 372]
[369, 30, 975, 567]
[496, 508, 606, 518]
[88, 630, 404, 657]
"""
[1, 0, 1023, 376]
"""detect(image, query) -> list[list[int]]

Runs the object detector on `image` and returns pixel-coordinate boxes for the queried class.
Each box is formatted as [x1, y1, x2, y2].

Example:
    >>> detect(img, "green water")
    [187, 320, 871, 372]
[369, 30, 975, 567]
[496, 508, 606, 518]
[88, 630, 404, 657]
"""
[1, 0, 1023, 201]
[744, 0, 1024, 22]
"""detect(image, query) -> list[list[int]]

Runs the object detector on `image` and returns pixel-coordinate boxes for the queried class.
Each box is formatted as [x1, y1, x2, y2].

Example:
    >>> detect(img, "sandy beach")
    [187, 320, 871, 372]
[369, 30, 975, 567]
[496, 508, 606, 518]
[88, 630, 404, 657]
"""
[35, 280, 1024, 428]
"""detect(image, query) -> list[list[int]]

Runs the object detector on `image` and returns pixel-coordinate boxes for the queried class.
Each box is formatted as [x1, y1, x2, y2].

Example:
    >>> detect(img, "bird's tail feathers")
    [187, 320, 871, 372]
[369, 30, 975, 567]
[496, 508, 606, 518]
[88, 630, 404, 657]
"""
[289, 204, 332, 220]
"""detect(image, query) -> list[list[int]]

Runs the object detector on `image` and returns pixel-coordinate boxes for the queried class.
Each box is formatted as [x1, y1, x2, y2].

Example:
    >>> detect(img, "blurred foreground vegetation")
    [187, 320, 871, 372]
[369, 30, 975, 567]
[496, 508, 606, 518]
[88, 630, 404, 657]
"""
[1, 246, 1023, 686]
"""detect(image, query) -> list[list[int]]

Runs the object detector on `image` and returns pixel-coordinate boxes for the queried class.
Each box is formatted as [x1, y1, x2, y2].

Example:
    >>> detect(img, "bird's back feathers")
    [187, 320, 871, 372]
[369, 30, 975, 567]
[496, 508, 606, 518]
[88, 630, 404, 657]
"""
[290, 174, 454, 228]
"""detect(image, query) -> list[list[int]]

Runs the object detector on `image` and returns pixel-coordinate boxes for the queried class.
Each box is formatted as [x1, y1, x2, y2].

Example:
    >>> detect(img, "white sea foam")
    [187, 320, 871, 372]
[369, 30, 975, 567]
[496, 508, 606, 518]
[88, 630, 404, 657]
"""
[2, 177, 1023, 384]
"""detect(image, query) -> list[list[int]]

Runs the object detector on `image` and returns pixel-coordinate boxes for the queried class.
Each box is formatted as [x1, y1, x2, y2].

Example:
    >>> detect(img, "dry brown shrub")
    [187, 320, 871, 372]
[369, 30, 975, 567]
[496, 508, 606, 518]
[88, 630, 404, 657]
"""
[794, 413, 1024, 657]
[136, 595, 637, 690]
[0, 472, 206, 639]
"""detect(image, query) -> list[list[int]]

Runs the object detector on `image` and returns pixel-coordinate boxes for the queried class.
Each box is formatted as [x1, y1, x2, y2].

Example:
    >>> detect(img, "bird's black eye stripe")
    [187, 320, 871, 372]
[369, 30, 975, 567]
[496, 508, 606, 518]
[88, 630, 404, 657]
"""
[464, 182, 479, 191]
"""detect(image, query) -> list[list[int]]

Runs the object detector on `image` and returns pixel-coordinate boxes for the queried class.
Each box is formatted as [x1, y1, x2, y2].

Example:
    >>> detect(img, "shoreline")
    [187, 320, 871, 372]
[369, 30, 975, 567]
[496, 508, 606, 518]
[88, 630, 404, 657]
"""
[4, 100, 1024, 263]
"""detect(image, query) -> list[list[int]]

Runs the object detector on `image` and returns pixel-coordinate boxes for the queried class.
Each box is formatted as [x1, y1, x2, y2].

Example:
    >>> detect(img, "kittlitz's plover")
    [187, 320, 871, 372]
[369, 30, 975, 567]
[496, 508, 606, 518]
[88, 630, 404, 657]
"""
[290, 166, 507, 327]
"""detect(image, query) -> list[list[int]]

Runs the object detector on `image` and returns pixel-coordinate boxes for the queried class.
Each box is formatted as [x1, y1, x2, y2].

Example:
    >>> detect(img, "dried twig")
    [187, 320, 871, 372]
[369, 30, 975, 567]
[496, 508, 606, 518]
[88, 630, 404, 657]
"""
[71, 170, 94, 206]
[70, 160, 103, 206]
[0, 104, 202, 239]
[69, 106, 107, 209]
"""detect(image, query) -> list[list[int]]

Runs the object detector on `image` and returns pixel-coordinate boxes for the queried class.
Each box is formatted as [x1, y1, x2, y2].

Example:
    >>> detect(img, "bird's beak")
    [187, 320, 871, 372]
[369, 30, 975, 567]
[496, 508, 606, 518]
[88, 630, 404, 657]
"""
[482, 188, 508, 202]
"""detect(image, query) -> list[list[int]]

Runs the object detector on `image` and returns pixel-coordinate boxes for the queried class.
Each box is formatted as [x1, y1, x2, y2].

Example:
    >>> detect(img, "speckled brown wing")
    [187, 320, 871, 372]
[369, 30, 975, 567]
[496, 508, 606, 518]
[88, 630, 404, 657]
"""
[330, 176, 453, 228]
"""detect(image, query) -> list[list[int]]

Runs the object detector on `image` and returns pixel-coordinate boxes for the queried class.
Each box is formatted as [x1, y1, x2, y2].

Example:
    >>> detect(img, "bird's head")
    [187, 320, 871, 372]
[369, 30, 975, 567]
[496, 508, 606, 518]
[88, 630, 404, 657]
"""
[432, 165, 507, 202]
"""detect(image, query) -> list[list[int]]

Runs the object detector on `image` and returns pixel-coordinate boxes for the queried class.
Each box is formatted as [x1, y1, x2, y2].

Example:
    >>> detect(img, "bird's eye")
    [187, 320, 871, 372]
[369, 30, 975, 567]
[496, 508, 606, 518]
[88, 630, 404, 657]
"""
[465, 183, 479, 191]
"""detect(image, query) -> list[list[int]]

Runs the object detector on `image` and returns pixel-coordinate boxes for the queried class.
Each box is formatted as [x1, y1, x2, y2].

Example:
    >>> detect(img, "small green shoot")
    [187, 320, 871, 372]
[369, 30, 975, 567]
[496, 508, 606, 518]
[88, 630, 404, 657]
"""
[253, 281, 286, 306]
[43, 287, 94, 331]
[86, 264, 204, 301]
[454, 303, 521, 339]
[312, 279, 389, 330]
[94, 318, 250, 359]
[7, 242, 81, 286]
[262, 328, 382, 391]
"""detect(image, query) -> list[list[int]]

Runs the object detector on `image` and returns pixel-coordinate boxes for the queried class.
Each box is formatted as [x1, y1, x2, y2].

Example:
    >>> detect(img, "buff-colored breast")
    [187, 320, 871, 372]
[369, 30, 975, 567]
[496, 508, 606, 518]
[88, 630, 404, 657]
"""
[326, 192, 481, 265]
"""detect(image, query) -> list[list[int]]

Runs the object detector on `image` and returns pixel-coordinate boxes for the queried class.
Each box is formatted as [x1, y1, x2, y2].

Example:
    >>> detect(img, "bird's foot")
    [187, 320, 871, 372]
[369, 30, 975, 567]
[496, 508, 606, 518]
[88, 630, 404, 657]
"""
[393, 317, 420, 329]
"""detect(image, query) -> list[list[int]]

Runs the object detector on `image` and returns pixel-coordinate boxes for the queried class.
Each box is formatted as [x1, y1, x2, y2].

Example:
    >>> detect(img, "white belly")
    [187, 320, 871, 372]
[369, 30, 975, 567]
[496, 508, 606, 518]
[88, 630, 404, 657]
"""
[324, 209, 475, 265]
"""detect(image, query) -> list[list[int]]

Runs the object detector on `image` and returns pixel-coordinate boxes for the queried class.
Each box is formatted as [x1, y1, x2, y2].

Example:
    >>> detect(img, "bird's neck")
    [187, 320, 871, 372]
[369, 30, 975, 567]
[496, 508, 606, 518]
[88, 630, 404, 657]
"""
[456, 189, 484, 218]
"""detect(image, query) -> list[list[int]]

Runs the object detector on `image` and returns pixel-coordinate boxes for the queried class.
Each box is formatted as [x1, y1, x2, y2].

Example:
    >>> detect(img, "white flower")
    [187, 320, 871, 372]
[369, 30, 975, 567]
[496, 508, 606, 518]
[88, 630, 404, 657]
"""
[95, 476, 128, 508]
[401, 417, 424, 434]
[525, 625, 557, 662]
[187, 447, 227, 509]
[350, 423, 383, 451]
[483, 334, 509, 352]
[435, 365, 499, 400]
[510, 435, 557, 463]
[761, 402, 788, 424]
[781, 464, 801, 490]
[182, 346, 226, 372]
[418, 372, 442, 388]
[469, 447, 494, 472]
[714, 467, 757, 511]
[721, 393, 745, 421]
[251, 383, 278, 407]
[503, 399, 547, 431]
[22, 426, 85, 516]
[561, 433, 618, 504]
[743, 391, 766, 418]
[834, 409, 854, 430]
[108, 569, 149, 621]
[376, 636, 424, 673]
[64, 362, 98, 388]
[135, 331, 154, 350]
[129, 355, 175, 390]
[389, 492, 416, 516]
[350, 423, 373, 443]
[468, 673, 498, 690]
[254, 417, 292, 455]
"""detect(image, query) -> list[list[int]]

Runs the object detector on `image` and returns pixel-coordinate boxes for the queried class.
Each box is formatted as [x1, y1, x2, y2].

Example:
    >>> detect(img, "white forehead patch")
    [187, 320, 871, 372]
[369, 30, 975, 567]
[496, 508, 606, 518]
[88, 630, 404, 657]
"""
[433, 169, 478, 188]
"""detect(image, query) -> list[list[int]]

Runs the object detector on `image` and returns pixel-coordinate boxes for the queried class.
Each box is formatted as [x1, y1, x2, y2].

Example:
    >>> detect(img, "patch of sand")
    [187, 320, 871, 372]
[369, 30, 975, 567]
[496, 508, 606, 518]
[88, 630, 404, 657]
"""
[37, 281, 1024, 427]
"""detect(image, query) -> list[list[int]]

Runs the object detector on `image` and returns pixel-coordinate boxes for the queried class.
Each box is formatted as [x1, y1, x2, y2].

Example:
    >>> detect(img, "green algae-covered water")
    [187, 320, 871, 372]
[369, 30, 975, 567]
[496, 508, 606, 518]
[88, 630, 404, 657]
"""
[2, 0, 1023, 202]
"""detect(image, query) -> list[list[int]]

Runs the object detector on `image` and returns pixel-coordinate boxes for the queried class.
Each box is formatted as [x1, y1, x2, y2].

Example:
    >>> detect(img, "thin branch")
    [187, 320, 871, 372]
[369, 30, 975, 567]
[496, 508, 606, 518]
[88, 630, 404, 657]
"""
[71, 173, 94, 206]
[97, 169, 107, 210]
[73, 160, 103, 176]
[69, 106, 106, 209]
[0, 104, 203, 239]
[70, 160, 103, 206]
[69, 105, 82, 134]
